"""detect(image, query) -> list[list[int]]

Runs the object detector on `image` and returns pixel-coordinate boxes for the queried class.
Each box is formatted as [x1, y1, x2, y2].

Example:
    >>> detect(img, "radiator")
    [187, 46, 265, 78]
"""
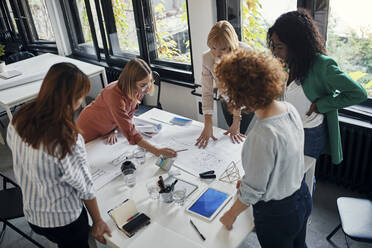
[315, 118, 372, 193]
[106, 67, 122, 83]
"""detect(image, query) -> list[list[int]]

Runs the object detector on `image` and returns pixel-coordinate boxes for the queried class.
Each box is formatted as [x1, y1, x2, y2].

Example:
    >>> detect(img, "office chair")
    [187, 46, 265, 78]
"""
[0, 173, 44, 247]
[5, 51, 35, 64]
[327, 197, 372, 247]
[135, 71, 162, 116]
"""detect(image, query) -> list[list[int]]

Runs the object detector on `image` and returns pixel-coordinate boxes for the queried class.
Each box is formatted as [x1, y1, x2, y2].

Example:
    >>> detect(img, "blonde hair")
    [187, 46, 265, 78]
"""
[207, 21, 239, 50]
[118, 58, 153, 102]
[215, 49, 286, 112]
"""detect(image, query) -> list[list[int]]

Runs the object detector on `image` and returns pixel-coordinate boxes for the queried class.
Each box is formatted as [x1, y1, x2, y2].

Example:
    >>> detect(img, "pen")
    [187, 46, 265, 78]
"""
[175, 149, 188, 152]
[158, 176, 165, 190]
[127, 212, 140, 222]
[190, 219, 206, 241]
[170, 179, 178, 191]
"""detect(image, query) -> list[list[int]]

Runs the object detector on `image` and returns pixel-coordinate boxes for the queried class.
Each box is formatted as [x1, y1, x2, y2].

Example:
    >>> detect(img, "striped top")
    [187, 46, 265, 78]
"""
[6, 124, 95, 228]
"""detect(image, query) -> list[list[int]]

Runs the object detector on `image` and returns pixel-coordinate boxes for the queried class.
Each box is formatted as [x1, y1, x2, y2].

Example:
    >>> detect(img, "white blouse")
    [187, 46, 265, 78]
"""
[284, 80, 324, 128]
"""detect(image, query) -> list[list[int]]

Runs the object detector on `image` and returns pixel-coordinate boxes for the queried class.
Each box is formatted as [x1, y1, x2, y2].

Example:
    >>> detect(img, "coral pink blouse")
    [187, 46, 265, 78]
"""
[77, 81, 143, 144]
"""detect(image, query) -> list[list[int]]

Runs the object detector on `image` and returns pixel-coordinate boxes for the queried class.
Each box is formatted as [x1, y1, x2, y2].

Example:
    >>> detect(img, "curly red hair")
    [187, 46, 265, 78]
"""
[214, 49, 286, 112]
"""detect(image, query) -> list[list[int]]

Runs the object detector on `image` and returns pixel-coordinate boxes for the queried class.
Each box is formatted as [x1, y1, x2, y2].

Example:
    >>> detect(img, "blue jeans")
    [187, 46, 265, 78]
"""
[304, 120, 326, 159]
[253, 180, 312, 248]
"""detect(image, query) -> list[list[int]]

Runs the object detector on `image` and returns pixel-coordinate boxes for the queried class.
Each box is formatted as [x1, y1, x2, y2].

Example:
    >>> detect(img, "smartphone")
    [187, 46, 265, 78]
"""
[122, 213, 151, 236]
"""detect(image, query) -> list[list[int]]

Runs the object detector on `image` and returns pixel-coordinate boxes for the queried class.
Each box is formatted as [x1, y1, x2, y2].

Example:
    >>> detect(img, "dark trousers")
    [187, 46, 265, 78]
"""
[220, 100, 254, 134]
[29, 208, 90, 248]
[253, 180, 312, 248]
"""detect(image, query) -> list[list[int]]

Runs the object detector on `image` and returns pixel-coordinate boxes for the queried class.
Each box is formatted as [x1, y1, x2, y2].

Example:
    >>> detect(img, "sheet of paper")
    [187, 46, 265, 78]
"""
[150, 124, 244, 178]
[86, 134, 137, 190]
[128, 222, 203, 248]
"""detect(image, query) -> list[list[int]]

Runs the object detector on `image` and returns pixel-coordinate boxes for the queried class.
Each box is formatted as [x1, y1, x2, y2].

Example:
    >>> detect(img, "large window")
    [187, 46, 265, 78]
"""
[111, 0, 139, 55]
[62, 0, 193, 83]
[327, 0, 372, 98]
[1, 0, 57, 52]
[27, 0, 55, 41]
[62, 0, 103, 58]
[150, 0, 191, 64]
[241, 0, 296, 50]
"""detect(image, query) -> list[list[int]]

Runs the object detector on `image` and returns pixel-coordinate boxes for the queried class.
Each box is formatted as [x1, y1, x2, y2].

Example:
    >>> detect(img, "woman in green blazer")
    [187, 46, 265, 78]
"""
[267, 9, 368, 194]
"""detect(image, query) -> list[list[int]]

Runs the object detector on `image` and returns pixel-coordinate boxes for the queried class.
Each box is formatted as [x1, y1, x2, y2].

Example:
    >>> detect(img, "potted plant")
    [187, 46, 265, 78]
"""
[0, 44, 5, 73]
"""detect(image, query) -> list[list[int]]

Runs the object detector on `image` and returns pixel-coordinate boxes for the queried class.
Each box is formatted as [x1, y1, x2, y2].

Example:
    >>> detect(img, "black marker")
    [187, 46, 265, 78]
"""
[190, 219, 206, 241]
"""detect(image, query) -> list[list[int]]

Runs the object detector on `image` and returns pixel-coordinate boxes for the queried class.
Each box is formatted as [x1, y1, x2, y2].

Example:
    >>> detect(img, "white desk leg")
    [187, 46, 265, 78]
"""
[0, 106, 13, 145]
[5, 106, 13, 121]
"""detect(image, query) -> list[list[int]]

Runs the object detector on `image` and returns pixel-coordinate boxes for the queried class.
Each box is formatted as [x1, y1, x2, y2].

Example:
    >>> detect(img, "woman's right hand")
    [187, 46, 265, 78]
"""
[236, 180, 241, 189]
[92, 219, 111, 244]
[195, 125, 217, 149]
[156, 148, 177, 158]
[103, 130, 117, 145]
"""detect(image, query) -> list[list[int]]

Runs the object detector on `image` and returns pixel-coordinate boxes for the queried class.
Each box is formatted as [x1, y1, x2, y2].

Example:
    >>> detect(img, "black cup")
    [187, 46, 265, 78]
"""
[121, 161, 136, 175]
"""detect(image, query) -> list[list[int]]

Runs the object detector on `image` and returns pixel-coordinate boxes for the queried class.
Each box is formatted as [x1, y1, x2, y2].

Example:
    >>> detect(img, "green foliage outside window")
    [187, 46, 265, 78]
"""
[0, 44, 5, 58]
[153, 1, 191, 63]
[241, 0, 267, 51]
[112, 0, 139, 54]
[327, 15, 372, 97]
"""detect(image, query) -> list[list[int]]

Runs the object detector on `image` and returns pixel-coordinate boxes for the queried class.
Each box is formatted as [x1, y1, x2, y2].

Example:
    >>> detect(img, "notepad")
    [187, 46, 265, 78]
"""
[128, 222, 203, 248]
[0, 70, 22, 79]
[108, 199, 151, 237]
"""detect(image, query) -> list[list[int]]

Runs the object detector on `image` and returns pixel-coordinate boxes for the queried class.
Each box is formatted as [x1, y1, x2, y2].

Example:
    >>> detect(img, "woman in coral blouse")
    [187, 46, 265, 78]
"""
[77, 58, 176, 158]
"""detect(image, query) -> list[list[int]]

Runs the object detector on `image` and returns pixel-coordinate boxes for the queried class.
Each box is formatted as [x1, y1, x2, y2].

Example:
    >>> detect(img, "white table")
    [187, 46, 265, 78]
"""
[87, 108, 254, 248]
[0, 53, 108, 144]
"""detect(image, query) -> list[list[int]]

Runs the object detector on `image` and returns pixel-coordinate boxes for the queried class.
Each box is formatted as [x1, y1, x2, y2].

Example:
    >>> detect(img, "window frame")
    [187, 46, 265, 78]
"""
[61, 0, 194, 84]
[0, 1, 17, 34]
[3, 0, 57, 53]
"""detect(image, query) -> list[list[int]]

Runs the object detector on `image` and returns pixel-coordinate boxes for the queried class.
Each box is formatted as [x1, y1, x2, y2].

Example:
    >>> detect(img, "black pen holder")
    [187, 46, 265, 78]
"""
[121, 161, 136, 175]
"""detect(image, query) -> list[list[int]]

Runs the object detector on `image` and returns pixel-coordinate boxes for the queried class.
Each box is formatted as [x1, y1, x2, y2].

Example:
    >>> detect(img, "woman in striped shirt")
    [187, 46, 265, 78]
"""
[7, 62, 111, 247]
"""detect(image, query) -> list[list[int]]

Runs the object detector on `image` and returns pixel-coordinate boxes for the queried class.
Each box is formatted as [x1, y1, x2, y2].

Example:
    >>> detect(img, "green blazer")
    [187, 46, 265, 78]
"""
[302, 54, 368, 164]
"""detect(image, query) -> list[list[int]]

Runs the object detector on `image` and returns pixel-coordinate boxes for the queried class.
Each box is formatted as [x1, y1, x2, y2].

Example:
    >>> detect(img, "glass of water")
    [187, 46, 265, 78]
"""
[123, 168, 136, 188]
[172, 188, 186, 206]
[133, 147, 146, 165]
[146, 181, 160, 200]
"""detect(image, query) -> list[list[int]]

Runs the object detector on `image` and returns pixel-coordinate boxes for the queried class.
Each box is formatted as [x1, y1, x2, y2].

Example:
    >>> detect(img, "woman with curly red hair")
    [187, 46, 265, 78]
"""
[217, 49, 311, 248]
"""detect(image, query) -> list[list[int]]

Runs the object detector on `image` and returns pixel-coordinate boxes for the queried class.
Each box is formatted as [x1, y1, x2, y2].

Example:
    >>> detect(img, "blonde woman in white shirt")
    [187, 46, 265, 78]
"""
[195, 20, 254, 148]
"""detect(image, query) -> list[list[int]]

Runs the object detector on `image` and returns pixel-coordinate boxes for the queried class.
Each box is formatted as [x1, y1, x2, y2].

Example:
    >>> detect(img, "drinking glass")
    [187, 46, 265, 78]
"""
[172, 188, 186, 206]
[133, 147, 146, 165]
[146, 182, 160, 200]
[122, 168, 136, 188]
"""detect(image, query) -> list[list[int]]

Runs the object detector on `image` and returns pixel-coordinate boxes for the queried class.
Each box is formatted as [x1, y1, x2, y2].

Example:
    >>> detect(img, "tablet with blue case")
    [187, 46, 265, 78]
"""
[186, 188, 232, 222]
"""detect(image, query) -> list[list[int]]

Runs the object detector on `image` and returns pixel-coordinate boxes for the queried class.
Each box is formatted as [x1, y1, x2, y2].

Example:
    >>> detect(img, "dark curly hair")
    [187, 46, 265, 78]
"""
[215, 49, 286, 112]
[267, 9, 327, 82]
